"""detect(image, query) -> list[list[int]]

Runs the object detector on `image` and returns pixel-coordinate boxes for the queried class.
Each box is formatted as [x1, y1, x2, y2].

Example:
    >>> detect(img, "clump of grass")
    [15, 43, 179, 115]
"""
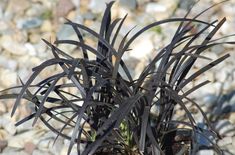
[1, 1, 235, 154]
[41, 10, 53, 20]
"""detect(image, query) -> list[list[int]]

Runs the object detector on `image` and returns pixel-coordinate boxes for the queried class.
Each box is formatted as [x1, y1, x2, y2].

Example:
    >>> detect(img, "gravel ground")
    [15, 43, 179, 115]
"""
[0, 0, 235, 154]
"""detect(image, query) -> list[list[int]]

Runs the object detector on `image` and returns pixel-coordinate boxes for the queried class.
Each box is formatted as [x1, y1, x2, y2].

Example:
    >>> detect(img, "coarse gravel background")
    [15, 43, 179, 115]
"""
[0, 0, 235, 154]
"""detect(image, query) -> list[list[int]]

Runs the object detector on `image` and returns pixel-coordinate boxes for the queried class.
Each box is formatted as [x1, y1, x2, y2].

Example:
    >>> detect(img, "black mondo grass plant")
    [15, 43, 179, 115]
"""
[1, 1, 235, 155]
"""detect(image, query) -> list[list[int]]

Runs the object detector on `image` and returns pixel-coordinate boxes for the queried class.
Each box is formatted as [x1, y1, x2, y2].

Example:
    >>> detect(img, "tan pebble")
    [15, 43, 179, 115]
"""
[0, 140, 8, 152]
[40, 20, 53, 32]
[0, 130, 8, 140]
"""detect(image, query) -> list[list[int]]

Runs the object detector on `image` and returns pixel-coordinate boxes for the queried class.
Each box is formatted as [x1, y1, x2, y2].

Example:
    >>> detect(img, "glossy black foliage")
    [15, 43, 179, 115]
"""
[0, 1, 234, 155]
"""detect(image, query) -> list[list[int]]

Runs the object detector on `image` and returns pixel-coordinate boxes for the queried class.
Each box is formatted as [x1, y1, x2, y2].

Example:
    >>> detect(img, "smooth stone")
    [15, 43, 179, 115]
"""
[37, 139, 52, 151]
[24, 43, 37, 56]
[0, 56, 17, 71]
[6, 0, 29, 14]
[128, 33, 154, 60]
[56, 0, 75, 17]
[214, 119, 235, 137]
[82, 12, 96, 20]
[88, 0, 114, 13]
[0, 140, 8, 152]
[40, 20, 53, 32]
[25, 3, 45, 17]
[229, 113, 235, 124]
[61, 141, 86, 155]
[34, 42, 47, 55]
[0, 117, 16, 136]
[48, 137, 64, 155]
[29, 33, 41, 43]
[57, 24, 77, 40]
[222, 4, 235, 16]
[71, 0, 80, 8]
[218, 137, 232, 147]
[16, 18, 43, 30]
[16, 119, 34, 133]
[56, 24, 81, 53]
[223, 144, 235, 154]
[196, 150, 214, 155]
[0, 21, 8, 34]
[210, 45, 225, 55]
[146, 3, 167, 13]
[232, 136, 235, 147]
[0, 103, 7, 115]
[32, 150, 52, 155]
[0, 36, 27, 55]
[1, 151, 28, 155]
[0, 69, 17, 88]
[178, 0, 195, 9]
[17, 68, 31, 82]
[145, 0, 178, 20]
[120, 0, 137, 10]
[202, 94, 218, 107]
[0, 7, 3, 19]
[8, 130, 46, 148]
[24, 141, 36, 155]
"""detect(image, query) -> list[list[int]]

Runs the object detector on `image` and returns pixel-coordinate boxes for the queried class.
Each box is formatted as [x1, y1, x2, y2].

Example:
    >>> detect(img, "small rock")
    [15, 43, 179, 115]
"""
[57, 24, 77, 40]
[16, 18, 43, 30]
[8, 130, 46, 148]
[0, 120, 16, 136]
[145, 0, 178, 20]
[38, 139, 51, 151]
[218, 137, 232, 147]
[211, 45, 226, 55]
[0, 130, 8, 140]
[61, 142, 85, 155]
[40, 20, 53, 32]
[6, 0, 29, 15]
[71, 0, 80, 8]
[66, 10, 77, 20]
[88, 0, 113, 13]
[0, 21, 9, 34]
[32, 150, 51, 155]
[0, 69, 17, 88]
[17, 68, 31, 83]
[221, 4, 235, 17]
[25, 43, 37, 56]
[202, 94, 218, 107]
[214, 119, 235, 137]
[146, 3, 167, 14]
[2, 150, 29, 155]
[0, 140, 8, 152]
[48, 137, 64, 155]
[120, 0, 137, 10]
[16, 118, 34, 133]
[0, 56, 18, 71]
[82, 12, 95, 20]
[128, 33, 154, 60]
[29, 33, 41, 43]
[56, 0, 75, 18]
[25, 3, 45, 17]
[24, 141, 36, 154]
[1, 35, 27, 55]
[223, 145, 235, 154]
[196, 150, 214, 155]
[232, 136, 235, 147]
[56, 25, 78, 53]
[229, 112, 235, 124]
[0, 103, 7, 115]
[2, 147, 20, 153]
[178, 0, 195, 10]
